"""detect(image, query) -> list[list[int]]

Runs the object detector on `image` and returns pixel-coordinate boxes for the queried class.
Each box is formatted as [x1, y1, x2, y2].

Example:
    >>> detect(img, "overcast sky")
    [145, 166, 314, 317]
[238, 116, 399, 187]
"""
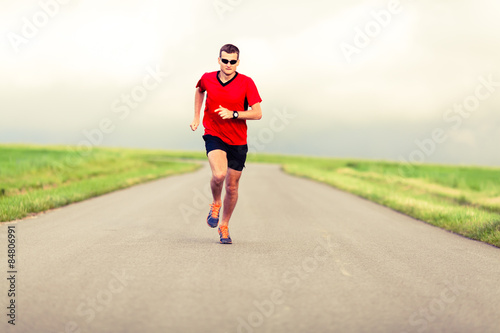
[1, 0, 499, 166]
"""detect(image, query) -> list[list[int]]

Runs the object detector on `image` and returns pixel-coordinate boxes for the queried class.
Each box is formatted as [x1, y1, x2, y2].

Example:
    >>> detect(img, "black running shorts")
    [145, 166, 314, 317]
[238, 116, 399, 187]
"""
[203, 134, 248, 171]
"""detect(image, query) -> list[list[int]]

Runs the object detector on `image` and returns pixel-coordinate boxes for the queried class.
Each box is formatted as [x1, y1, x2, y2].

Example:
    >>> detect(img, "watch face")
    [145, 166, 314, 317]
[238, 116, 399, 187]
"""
[233, 111, 238, 118]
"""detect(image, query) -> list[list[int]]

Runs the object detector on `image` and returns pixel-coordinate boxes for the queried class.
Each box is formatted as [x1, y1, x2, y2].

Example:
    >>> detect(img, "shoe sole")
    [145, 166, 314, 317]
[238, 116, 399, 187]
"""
[207, 207, 220, 228]
[207, 219, 218, 228]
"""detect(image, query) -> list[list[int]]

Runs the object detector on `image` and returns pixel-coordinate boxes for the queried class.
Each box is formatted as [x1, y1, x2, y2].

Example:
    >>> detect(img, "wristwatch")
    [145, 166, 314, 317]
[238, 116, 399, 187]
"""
[232, 111, 239, 119]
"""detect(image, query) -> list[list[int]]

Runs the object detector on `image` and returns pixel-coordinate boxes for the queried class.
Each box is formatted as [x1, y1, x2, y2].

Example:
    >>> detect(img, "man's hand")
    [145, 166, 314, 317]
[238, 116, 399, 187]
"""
[215, 105, 233, 120]
[190, 118, 200, 131]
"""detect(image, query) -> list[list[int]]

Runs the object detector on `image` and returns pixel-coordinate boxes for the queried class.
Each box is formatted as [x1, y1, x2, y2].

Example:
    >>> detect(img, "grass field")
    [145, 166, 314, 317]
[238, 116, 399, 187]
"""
[248, 153, 500, 248]
[2, 145, 499, 248]
[0, 145, 202, 222]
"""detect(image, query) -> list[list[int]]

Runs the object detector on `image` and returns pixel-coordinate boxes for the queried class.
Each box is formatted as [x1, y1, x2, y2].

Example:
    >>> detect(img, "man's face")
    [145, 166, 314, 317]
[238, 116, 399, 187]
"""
[218, 51, 239, 76]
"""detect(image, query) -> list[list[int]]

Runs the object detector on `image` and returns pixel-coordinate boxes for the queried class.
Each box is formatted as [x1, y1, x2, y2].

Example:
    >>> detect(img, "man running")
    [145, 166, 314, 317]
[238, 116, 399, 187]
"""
[190, 44, 262, 244]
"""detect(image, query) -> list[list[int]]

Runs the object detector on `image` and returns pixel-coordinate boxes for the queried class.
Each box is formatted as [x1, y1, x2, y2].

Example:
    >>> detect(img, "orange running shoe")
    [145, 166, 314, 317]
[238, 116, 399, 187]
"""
[207, 202, 221, 228]
[218, 225, 232, 244]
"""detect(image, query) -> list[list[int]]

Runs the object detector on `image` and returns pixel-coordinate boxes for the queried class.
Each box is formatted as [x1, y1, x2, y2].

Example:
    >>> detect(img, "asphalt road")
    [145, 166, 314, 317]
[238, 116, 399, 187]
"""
[1, 163, 499, 333]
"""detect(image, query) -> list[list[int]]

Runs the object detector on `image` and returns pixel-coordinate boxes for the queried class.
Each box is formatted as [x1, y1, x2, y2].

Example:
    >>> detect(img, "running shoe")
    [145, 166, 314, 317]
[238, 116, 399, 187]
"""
[207, 202, 221, 228]
[218, 225, 232, 244]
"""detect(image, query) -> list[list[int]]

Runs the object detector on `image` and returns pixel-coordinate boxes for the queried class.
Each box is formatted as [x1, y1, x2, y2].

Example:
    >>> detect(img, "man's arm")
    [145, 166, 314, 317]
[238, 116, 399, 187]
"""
[215, 103, 262, 120]
[191, 88, 205, 131]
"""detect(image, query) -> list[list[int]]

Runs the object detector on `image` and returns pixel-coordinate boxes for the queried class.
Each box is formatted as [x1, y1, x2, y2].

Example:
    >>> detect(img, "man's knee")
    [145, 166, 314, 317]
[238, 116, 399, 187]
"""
[212, 171, 226, 184]
[225, 183, 239, 196]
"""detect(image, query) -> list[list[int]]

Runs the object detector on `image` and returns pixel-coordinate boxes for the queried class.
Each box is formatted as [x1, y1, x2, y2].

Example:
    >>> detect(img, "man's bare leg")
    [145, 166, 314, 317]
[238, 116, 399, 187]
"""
[219, 168, 242, 227]
[207, 150, 228, 205]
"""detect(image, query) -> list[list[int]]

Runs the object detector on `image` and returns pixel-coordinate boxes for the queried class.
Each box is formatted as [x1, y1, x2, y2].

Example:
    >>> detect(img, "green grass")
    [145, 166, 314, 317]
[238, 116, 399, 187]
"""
[2, 145, 499, 248]
[0, 144, 203, 222]
[247, 153, 500, 248]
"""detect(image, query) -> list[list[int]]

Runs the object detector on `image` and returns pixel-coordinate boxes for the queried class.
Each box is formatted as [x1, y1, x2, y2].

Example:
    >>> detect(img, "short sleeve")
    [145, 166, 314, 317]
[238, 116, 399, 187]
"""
[196, 73, 206, 92]
[246, 77, 262, 106]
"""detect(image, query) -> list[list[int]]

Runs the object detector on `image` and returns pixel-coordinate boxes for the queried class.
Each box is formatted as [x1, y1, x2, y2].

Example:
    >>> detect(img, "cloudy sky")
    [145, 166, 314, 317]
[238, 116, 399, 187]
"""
[1, 0, 499, 166]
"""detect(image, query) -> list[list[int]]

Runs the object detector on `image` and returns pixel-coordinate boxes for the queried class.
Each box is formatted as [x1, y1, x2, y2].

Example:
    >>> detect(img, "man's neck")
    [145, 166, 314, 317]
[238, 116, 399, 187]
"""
[219, 71, 236, 83]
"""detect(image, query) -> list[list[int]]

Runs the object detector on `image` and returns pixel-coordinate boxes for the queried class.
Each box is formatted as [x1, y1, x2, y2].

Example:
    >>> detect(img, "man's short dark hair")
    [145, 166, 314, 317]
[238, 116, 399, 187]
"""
[220, 44, 239, 59]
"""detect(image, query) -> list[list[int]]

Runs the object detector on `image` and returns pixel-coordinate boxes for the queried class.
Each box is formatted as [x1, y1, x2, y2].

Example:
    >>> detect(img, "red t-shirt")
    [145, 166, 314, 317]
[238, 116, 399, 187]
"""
[196, 71, 262, 145]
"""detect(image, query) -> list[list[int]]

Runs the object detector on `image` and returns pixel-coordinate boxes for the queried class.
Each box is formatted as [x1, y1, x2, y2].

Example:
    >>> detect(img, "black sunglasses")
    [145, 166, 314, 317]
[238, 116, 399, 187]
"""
[221, 58, 238, 65]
